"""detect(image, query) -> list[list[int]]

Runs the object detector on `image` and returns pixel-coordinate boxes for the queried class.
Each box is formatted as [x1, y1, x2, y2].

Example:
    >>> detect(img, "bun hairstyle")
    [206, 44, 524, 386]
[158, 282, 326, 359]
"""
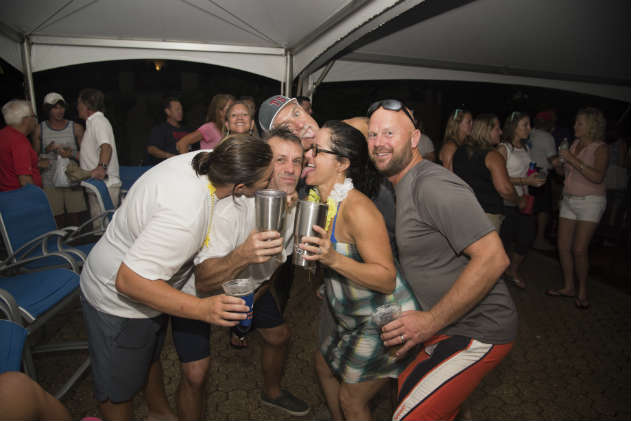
[192, 134, 272, 194]
[322, 120, 382, 199]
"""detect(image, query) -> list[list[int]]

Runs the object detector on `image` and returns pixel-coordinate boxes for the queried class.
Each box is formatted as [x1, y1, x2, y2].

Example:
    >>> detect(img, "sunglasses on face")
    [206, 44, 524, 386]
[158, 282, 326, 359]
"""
[308, 144, 348, 158]
[367, 99, 418, 129]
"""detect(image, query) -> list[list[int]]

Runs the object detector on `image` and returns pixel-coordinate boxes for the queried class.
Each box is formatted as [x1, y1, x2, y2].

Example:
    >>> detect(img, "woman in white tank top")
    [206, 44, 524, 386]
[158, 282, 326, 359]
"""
[496, 112, 546, 289]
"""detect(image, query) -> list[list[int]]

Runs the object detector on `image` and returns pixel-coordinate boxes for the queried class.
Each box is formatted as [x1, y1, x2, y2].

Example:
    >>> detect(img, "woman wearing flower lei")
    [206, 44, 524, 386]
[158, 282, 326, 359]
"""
[299, 120, 419, 420]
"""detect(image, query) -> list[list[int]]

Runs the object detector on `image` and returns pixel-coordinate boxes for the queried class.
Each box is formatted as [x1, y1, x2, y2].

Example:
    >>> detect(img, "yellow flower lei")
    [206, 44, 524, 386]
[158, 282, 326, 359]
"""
[307, 188, 337, 231]
[204, 182, 217, 247]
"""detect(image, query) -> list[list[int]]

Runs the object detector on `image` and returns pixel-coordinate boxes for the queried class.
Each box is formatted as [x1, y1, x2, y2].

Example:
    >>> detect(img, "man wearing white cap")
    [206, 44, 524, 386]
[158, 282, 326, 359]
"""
[32, 92, 86, 227]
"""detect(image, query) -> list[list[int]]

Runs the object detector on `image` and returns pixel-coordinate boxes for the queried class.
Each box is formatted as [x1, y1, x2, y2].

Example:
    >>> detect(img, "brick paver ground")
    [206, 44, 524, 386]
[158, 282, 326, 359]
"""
[34, 251, 630, 420]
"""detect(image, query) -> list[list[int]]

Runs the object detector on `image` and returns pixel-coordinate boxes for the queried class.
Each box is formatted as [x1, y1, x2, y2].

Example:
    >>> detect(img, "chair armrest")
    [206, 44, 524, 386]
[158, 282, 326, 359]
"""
[0, 288, 22, 322]
[1, 251, 80, 274]
[2, 230, 70, 265]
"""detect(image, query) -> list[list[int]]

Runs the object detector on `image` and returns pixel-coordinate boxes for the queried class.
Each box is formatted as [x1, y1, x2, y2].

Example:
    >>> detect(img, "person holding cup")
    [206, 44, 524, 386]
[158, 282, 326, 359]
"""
[298, 120, 419, 420]
[78, 135, 273, 421]
[496, 112, 546, 289]
[184, 127, 310, 418]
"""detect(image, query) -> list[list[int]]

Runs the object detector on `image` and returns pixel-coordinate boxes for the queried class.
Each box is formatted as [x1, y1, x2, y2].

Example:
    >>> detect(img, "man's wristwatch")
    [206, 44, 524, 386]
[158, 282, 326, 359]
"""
[98, 162, 108, 170]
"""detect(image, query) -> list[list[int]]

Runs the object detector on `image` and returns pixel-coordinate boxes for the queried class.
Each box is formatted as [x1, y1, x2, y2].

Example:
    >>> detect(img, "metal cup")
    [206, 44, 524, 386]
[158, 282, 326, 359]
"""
[293, 200, 328, 268]
[255, 189, 287, 232]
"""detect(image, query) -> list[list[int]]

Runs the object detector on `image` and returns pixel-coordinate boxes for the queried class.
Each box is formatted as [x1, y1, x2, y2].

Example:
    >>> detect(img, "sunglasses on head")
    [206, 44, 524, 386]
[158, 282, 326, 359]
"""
[308, 144, 348, 159]
[367, 99, 418, 129]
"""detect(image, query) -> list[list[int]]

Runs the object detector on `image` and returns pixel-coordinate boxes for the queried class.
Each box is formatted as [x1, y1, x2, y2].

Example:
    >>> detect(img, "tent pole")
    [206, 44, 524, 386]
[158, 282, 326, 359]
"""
[283, 51, 293, 97]
[21, 37, 37, 117]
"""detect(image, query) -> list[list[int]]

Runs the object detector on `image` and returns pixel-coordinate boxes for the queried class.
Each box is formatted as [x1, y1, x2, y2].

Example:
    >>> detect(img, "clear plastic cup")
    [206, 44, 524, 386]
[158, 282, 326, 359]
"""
[222, 278, 254, 330]
[372, 303, 401, 327]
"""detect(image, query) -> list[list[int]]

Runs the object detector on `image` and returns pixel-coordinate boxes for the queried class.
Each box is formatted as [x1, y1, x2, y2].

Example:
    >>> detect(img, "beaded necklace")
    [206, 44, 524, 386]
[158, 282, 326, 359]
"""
[203, 182, 217, 247]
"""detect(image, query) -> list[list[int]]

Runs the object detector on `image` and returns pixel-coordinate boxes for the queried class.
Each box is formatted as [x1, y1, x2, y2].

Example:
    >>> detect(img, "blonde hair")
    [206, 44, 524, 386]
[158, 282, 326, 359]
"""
[468, 114, 499, 149]
[443, 108, 472, 145]
[576, 107, 606, 141]
[205, 94, 235, 126]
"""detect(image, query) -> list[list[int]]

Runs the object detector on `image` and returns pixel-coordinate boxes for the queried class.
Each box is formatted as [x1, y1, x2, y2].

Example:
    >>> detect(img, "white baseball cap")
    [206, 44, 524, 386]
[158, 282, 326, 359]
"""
[43, 92, 65, 105]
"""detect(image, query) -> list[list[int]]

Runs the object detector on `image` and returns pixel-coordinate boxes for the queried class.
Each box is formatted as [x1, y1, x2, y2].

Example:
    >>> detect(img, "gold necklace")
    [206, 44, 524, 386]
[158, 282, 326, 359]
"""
[204, 182, 217, 247]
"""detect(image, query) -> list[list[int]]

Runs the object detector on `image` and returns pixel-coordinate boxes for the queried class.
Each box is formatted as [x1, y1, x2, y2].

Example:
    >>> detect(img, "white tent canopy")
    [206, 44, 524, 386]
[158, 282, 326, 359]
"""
[1, 0, 629, 104]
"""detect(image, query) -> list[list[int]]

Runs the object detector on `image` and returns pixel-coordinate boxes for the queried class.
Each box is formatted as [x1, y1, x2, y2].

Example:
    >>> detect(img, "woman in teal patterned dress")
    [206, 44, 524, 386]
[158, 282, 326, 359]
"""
[299, 120, 419, 420]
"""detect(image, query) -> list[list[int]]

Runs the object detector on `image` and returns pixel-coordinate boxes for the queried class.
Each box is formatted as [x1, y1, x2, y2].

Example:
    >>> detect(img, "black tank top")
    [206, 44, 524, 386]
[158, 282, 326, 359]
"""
[453, 145, 503, 214]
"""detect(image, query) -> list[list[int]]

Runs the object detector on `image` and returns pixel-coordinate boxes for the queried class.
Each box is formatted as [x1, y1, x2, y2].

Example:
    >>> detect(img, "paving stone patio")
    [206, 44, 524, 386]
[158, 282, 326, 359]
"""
[34, 251, 630, 420]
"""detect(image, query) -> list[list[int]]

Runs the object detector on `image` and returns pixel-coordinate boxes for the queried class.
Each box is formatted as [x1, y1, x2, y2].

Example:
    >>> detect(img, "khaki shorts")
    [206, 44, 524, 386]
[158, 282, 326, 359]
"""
[43, 184, 87, 216]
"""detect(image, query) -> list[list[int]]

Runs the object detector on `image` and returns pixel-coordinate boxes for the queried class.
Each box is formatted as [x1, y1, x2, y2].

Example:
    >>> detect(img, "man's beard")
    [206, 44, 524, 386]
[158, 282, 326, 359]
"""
[372, 148, 412, 178]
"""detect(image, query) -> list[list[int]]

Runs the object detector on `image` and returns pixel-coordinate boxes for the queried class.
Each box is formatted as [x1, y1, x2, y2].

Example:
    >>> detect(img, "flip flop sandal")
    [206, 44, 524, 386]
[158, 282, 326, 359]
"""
[545, 289, 575, 298]
[512, 278, 526, 289]
[575, 298, 590, 310]
[230, 333, 248, 349]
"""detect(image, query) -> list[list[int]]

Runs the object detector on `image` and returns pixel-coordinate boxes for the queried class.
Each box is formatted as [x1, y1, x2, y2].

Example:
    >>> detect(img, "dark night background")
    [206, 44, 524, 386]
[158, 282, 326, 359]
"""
[0, 57, 629, 165]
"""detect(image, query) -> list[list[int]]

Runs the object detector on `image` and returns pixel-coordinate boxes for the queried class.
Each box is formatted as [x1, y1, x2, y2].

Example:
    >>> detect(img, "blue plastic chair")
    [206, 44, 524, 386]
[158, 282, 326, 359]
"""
[80, 178, 117, 227]
[0, 185, 95, 271]
[119, 165, 151, 200]
[0, 254, 90, 399]
[0, 320, 27, 374]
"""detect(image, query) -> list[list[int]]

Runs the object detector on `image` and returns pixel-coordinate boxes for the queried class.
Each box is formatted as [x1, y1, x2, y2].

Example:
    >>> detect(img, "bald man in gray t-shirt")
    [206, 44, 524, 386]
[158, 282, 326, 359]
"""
[367, 99, 517, 421]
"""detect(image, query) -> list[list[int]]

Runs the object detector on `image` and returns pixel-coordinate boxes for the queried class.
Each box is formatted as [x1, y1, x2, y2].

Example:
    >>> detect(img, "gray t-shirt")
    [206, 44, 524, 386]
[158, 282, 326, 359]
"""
[395, 160, 517, 344]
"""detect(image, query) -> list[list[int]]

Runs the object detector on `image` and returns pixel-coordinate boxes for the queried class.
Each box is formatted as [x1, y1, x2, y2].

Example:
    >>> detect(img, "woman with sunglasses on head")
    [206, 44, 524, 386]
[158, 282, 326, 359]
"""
[176, 94, 235, 153]
[439, 108, 473, 171]
[453, 114, 526, 231]
[497, 112, 546, 289]
[299, 120, 419, 420]
[547, 107, 608, 310]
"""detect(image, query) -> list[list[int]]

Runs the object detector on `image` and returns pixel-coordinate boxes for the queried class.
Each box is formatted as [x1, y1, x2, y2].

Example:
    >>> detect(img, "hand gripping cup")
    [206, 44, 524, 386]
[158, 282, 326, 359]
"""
[372, 303, 402, 328]
[222, 279, 254, 332]
[293, 200, 328, 268]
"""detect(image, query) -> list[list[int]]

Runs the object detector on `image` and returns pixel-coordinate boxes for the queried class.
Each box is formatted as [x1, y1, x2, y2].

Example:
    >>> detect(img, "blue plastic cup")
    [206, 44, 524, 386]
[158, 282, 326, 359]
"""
[222, 278, 254, 328]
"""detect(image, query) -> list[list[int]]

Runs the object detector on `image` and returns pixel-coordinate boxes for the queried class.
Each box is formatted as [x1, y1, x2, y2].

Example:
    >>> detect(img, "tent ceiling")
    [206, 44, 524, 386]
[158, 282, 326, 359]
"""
[309, 0, 630, 102]
[0, 0, 629, 102]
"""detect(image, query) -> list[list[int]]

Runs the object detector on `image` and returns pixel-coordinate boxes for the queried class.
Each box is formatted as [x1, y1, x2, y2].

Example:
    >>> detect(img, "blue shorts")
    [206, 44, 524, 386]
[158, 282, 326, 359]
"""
[171, 286, 285, 362]
[81, 294, 168, 403]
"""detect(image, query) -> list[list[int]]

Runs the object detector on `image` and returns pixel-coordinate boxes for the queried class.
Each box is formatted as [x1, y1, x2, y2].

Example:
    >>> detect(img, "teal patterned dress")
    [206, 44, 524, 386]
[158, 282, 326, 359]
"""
[318, 203, 420, 384]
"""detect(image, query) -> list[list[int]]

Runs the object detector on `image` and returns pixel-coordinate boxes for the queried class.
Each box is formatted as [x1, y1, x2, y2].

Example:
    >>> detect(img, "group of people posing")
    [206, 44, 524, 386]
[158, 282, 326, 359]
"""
[69, 93, 519, 421]
[0, 90, 611, 421]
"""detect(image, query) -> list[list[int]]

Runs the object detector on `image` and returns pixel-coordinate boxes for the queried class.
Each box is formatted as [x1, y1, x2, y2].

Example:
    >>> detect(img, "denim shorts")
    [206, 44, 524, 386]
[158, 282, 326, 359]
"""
[81, 294, 167, 403]
[559, 194, 606, 223]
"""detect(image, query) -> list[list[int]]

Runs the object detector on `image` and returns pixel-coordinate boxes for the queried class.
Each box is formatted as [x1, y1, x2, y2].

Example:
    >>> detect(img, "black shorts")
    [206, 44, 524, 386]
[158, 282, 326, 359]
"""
[171, 286, 286, 362]
[81, 294, 168, 403]
[531, 180, 553, 213]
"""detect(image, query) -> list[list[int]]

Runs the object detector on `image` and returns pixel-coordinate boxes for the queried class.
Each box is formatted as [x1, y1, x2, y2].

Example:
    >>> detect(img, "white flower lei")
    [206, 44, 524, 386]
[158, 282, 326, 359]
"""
[329, 177, 354, 203]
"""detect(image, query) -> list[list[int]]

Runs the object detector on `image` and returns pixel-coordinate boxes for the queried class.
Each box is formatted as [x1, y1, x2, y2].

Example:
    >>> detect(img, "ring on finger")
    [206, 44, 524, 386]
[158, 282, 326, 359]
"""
[400, 334, 406, 344]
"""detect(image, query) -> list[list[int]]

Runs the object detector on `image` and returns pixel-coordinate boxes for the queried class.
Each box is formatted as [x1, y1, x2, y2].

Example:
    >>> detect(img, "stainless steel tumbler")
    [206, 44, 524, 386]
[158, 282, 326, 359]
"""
[293, 200, 328, 267]
[255, 189, 287, 232]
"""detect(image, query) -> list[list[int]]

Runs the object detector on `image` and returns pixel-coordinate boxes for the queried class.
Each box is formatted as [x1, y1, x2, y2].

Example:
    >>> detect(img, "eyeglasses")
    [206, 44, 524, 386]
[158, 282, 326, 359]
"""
[367, 99, 418, 129]
[308, 144, 348, 158]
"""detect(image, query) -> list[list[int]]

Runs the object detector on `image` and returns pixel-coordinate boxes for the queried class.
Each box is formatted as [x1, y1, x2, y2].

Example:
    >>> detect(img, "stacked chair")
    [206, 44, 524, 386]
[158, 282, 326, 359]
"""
[0, 185, 96, 399]
[119, 165, 152, 201]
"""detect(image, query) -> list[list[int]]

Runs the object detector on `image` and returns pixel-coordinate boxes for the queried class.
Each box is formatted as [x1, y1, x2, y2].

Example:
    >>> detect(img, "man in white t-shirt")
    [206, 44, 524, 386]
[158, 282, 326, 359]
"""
[77, 88, 121, 227]
[173, 127, 310, 418]
[79, 137, 274, 420]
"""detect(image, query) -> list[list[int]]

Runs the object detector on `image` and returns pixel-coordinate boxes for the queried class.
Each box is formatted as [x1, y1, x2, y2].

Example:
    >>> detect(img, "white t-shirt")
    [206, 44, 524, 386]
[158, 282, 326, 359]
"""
[183, 195, 296, 295]
[80, 152, 212, 318]
[80, 111, 120, 187]
[529, 128, 556, 170]
[417, 133, 435, 156]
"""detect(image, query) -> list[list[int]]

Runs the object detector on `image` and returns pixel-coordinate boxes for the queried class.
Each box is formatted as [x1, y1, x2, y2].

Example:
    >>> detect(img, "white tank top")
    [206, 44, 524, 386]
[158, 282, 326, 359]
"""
[500, 143, 532, 205]
[40, 121, 77, 187]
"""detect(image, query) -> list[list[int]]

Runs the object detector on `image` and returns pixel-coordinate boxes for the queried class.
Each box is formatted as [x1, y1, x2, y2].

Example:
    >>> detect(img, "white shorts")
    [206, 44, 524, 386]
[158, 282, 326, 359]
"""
[559, 194, 606, 223]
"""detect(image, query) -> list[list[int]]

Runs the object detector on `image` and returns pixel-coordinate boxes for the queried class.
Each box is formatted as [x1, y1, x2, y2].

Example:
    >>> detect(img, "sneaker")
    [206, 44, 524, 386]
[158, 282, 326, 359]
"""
[260, 389, 310, 416]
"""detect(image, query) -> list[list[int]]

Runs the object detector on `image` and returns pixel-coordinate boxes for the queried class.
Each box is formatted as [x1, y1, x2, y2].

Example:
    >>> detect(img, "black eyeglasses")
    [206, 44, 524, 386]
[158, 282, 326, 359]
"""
[308, 144, 348, 158]
[367, 99, 418, 128]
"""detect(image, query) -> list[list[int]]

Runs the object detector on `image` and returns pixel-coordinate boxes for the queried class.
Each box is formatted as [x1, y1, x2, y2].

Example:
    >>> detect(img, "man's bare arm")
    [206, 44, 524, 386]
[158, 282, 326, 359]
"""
[194, 230, 282, 293]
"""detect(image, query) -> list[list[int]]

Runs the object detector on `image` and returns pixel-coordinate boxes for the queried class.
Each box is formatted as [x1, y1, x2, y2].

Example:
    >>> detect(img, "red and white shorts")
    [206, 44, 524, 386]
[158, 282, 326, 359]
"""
[394, 334, 513, 421]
